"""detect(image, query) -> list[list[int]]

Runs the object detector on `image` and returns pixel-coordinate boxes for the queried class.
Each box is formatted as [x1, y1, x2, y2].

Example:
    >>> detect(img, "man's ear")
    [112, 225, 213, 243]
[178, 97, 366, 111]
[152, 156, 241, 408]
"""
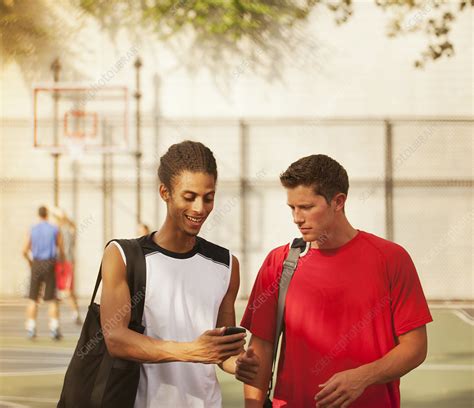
[332, 193, 347, 212]
[159, 184, 170, 202]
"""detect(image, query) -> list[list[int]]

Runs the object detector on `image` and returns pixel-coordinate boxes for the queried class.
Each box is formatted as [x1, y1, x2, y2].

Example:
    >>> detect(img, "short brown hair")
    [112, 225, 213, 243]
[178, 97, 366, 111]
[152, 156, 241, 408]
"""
[38, 206, 48, 218]
[280, 154, 349, 203]
[157, 141, 218, 192]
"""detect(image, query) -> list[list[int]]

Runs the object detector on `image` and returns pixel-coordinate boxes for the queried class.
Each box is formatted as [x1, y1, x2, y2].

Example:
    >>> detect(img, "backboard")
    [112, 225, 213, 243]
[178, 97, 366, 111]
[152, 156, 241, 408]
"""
[33, 83, 130, 155]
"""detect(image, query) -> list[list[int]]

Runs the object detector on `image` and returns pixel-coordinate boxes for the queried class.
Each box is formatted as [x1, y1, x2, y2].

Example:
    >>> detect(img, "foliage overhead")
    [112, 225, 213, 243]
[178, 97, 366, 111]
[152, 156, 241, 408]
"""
[0, 0, 472, 80]
[375, 0, 473, 68]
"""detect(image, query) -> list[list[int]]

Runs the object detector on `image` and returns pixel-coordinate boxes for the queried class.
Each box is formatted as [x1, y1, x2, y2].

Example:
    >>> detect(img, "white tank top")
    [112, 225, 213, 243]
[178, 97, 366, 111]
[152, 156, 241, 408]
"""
[112, 234, 232, 408]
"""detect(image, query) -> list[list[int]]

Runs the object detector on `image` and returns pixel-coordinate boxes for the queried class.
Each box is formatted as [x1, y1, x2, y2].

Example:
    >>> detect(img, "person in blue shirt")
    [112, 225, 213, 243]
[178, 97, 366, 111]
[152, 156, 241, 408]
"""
[22, 206, 65, 340]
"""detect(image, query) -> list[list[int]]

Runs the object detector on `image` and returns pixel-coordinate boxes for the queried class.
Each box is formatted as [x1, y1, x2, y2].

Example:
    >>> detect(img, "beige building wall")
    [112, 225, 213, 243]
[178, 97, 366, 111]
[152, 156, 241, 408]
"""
[1, 3, 472, 299]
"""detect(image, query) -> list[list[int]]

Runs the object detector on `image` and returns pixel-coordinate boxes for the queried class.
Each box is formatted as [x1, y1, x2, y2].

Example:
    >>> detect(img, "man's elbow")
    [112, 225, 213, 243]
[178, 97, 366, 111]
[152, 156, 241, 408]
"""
[414, 342, 428, 368]
[104, 329, 126, 358]
[401, 326, 429, 371]
[407, 337, 428, 371]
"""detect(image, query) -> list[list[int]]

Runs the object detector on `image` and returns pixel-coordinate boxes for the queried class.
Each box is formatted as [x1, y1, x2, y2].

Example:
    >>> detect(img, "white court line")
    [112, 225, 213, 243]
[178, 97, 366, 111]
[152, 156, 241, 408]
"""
[429, 303, 474, 309]
[0, 347, 73, 353]
[0, 358, 68, 363]
[451, 310, 474, 326]
[0, 395, 58, 403]
[0, 368, 65, 377]
[0, 400, 30, 408]
[418, 363, 474, 371]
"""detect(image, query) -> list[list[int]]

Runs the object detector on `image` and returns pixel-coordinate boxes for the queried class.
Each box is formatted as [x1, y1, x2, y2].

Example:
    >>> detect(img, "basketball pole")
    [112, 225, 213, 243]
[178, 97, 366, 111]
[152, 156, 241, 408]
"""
[134, 57, 143, 225]
[51, 58, 61, 207]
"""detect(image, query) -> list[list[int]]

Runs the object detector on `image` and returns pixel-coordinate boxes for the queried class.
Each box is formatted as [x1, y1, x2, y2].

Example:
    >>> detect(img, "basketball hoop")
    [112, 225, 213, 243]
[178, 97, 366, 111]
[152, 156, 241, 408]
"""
[64, 110, 98, 139]
[32, 83, 130, 156]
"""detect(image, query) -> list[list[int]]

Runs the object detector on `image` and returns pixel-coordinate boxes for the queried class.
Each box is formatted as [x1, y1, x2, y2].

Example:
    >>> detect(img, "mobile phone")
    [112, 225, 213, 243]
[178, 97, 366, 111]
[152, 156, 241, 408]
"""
[223, 326, 246, 336]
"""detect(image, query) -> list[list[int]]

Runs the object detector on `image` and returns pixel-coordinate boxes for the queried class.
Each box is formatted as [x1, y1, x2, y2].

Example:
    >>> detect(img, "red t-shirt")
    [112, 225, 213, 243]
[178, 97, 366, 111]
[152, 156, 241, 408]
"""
[241, 231, 432, 408]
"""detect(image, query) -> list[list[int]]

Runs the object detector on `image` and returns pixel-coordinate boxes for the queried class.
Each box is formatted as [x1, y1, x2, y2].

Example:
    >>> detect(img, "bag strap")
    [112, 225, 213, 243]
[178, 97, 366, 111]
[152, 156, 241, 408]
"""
[266, 238, 307, 400]
[89, 238, 147, 327]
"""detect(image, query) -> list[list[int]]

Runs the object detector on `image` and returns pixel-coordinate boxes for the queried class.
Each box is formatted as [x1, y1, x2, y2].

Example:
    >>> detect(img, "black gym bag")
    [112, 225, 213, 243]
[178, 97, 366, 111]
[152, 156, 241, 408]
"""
[58, 239, 146, 408]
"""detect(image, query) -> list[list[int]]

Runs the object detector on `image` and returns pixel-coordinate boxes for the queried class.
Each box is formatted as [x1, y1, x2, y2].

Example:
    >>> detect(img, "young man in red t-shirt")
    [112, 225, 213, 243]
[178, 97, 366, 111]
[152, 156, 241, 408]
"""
[239, 154, 432, 408]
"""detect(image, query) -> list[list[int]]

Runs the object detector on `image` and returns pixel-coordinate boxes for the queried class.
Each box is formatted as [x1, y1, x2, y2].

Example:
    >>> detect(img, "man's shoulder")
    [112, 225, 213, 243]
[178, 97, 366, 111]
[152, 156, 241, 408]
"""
[31, 221, 58, 232]
[261, 243, 292, 270]
[196, 237, 231, 268]
[267, 243, 291, 258]
[359, 231, 410, 259]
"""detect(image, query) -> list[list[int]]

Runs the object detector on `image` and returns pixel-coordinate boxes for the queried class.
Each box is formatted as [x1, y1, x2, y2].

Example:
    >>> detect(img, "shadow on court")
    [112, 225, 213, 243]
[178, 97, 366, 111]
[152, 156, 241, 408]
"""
[0, 299, 472, 408]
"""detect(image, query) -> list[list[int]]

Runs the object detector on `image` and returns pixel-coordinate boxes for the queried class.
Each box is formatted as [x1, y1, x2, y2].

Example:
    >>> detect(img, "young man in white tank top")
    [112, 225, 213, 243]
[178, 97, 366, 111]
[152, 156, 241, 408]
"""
[100, 141, 259, 407]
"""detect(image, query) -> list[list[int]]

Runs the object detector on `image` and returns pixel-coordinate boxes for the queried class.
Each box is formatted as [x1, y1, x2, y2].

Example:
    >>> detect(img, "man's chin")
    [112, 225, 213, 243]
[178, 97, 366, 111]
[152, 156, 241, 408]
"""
[301, 232, 328, 245]
[184, 227, 201, 237]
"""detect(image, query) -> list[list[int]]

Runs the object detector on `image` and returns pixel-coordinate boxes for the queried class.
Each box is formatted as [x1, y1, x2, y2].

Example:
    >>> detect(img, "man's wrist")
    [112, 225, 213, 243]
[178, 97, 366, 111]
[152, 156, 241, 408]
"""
[150, 340, 196, 364]
[177, 341, 198, 363]
[355, 364, 377, 388]
[222, 355, 237, 374]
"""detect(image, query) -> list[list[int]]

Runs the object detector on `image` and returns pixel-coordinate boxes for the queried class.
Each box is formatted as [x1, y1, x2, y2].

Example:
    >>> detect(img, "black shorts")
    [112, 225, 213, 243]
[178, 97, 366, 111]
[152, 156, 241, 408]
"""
[29, 259, 57, 301]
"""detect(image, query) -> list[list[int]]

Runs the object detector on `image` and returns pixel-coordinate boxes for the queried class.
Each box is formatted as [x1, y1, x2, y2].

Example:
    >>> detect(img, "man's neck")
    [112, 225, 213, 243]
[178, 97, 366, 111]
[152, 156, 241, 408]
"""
[311, 221, 358, 250]
[153, 219, 196, 253]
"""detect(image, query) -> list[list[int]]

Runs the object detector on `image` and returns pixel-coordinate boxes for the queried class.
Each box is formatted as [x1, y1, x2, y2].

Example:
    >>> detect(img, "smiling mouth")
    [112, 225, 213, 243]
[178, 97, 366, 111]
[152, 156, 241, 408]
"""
[185, 215, 204, 225]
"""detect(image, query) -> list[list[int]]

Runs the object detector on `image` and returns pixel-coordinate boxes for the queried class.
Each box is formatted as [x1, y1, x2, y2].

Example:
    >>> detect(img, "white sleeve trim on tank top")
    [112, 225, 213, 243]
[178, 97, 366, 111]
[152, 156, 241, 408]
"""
[110, 241, 127, 265]
[94, 241, 126, 304]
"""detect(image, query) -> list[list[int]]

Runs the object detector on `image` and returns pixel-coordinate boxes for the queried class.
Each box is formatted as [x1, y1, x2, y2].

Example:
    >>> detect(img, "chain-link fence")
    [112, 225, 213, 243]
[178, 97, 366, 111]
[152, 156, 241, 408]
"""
[1, 116, 472, 300]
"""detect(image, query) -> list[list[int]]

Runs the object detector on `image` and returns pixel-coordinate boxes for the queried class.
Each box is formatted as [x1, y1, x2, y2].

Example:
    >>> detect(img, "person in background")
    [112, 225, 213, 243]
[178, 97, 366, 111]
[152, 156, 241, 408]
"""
[137, 222, 150, 236]
[52, 208, 82, 325]
[22, 205, 65, 340]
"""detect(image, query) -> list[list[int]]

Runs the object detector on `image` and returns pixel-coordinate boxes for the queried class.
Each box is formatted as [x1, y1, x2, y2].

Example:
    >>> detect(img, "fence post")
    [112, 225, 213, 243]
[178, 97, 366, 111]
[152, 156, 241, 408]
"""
[134, 57, 143, 224]
[384, 119, 394, 241]
[239, 120, 249, 297]
[51, 58, 61, 207]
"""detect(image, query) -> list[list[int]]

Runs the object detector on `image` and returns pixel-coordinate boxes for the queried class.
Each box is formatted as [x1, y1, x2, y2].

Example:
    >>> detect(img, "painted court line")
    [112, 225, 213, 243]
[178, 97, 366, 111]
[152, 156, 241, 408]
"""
[0, 357, 68, 363]
[0, 347, 72, 353]
[0, 395, 58, 403]
[0, 368, 65, 377]
[0, 401, 30, 408]
[452, 310, 474, 326]
[418, 363, 473, 371]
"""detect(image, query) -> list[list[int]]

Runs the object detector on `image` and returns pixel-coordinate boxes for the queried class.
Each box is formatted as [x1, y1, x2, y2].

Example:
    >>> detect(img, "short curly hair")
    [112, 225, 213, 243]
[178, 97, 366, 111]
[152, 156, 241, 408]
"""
[280, 154, 349, 203]
[158, 141, 218, 192]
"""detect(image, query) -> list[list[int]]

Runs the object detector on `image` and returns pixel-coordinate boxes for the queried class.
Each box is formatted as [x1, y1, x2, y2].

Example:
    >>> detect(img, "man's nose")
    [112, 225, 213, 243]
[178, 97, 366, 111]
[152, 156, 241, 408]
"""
[293, 209, 304, 225]
[191, 198, 204, 214]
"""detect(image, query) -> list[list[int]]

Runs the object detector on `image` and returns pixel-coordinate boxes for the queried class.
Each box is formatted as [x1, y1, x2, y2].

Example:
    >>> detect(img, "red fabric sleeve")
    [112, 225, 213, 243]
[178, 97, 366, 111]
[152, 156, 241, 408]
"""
[389, 246, 433, 337]
[241, 246, 288, 343]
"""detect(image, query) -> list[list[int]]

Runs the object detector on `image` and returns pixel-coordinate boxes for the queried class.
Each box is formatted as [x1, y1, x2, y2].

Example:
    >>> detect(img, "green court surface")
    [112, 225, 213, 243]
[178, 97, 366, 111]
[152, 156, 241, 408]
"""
[0, 300, 472, 407]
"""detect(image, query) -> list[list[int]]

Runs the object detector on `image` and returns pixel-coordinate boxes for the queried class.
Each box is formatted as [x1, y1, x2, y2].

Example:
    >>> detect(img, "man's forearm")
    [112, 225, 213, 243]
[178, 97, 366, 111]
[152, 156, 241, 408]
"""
[22, 252, 32, 266]
[58, 248, 65, 262]
[356, 340, 427, 387]
[244, 335, 274, 407]
[243, 354, 272, 405]
[244, 384, 267, 407]
[104, 327, 198, 364]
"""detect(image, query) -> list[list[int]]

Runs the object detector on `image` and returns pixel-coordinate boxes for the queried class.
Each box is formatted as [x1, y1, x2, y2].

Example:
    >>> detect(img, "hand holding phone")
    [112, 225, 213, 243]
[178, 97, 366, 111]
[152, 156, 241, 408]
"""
[192, 327, 246, 364]
[223, 326, 246, 336]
